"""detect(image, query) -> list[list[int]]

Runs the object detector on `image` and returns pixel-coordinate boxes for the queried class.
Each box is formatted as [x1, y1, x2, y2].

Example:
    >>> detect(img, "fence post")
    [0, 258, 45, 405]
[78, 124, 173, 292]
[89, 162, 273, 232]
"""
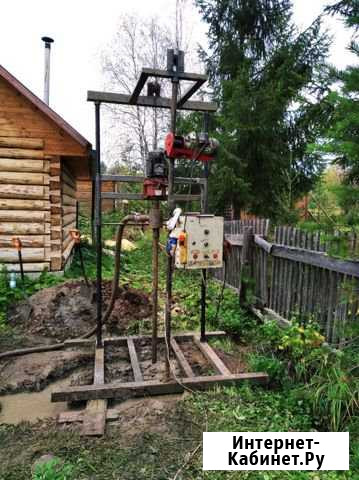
[239, 227, 254, 305]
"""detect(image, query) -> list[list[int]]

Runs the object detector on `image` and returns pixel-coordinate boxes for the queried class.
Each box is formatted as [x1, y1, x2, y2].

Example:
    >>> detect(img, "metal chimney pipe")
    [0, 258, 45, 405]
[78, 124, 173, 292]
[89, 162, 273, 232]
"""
[41, 36, 54, 105]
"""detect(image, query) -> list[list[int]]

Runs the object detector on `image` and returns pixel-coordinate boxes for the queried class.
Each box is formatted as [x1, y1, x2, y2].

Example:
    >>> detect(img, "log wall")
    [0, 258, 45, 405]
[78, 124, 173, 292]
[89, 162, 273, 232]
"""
[61, 163, 77, 267]
[0, 77, 86, 158]
[77, 179, 115, 213]
[0, 136, 51, 271]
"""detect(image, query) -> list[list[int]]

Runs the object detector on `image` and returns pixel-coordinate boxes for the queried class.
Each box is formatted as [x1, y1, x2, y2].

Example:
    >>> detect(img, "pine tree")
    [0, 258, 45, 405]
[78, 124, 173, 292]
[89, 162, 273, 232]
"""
[195, 0, 331, 219]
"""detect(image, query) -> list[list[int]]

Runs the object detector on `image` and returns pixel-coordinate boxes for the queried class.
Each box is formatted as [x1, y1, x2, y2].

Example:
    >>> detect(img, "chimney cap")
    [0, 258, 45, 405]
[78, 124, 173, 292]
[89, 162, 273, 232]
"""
[41, 36, 54, 44]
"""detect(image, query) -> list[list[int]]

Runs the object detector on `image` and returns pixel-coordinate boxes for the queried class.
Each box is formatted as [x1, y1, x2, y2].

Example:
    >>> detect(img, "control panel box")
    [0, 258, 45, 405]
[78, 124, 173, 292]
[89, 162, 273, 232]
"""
[174, 215, 224, 269]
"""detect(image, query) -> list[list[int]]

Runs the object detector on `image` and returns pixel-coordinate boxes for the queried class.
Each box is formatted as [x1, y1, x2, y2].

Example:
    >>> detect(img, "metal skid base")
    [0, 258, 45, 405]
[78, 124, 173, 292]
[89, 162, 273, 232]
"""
[53, 331, 268, 436]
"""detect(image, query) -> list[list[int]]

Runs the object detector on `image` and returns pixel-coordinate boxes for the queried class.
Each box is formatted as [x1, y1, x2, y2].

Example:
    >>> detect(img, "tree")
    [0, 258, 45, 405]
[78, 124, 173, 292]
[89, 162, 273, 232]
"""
[309, 0, 359, 226]
[100, 6, 204, 174]
[194, 0, 332, 219]
[101, 15, 172, 172]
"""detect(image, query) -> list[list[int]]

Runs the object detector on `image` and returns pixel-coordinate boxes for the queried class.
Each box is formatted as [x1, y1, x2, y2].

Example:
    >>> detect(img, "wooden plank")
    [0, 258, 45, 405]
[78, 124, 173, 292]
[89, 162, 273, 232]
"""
[177, 78, 206, 108]
[0, 222, 47, 235]
[82, 348, 107, 437]
[63, 213, 76, 227]
[254, 234, 272, 253]
[0, 137, 44, 149]
[0, 248, 45, 263]
[127, 338, 143, 382]
[264, 307, 291, 328]
[129, 70, 149, 104]
[0, 210, 49, 222]
[170, 338, 195, 378]
[62, 239, 75, 263]
[62, 182, 76, 197]
[8, 262, 50, 272]
[62, 232, 73, 251]
[59, 409, 118, 424]
[93, 348, 105, 384]
[193, 337, 232, 376]
[0, 158, 49, 173]
[0, 198, 49, 210]
[62, 193, 77, 206]
[271, 244, 359, 277]
[0, 234, 49, 248]
[0, 171, 49, 186]
[225, 234, 244, 247]
[87, 91, 218, 112]
[62, 205, 76, 215]
[104, 331, 226, 346]
[52, 372, 269, 402]
[62, 170, 76, 189]
[0, 147, 44, 159]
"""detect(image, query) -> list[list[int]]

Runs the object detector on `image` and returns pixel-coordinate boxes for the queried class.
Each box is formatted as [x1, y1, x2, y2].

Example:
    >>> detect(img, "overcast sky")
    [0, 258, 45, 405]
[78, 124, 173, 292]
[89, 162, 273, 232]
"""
[0, 0, 356, 148]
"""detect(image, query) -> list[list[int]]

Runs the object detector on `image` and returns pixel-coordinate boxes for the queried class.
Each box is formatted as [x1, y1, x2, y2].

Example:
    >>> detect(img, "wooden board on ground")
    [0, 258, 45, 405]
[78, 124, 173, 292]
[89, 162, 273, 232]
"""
[193, 336, 232, 376]
[81, 348, 108, 436]
[52, 372, 269, 403]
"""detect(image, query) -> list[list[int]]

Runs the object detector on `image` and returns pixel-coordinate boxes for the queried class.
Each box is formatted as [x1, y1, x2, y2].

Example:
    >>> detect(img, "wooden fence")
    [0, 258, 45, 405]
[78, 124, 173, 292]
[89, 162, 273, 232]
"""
[213, 220, 359, 345]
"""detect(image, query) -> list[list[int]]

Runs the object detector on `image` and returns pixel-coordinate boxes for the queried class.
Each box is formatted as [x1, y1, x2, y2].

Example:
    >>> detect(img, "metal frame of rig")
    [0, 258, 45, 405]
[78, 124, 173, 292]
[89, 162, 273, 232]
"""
[51, 49, 268, 436]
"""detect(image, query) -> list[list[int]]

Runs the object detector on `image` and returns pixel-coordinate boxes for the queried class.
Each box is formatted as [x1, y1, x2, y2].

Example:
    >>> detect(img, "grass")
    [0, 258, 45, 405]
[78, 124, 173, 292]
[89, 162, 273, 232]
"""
[0, 230, 358, 479]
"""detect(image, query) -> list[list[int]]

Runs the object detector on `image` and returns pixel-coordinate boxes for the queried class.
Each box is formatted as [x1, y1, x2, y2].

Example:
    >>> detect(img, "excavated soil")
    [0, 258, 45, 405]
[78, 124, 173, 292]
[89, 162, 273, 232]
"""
[7, 280, 152, 342]
[0, 280, 251, 427]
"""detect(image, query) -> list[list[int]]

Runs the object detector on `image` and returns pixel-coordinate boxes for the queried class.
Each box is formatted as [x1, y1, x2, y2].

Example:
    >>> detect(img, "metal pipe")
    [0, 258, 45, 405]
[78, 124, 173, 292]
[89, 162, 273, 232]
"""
[41, 36, 54, 105]
[95, 101, 103, 347]
[200, 112, 210, 342]
[165, 59, 179, 378]
[151, 201, 160, 363]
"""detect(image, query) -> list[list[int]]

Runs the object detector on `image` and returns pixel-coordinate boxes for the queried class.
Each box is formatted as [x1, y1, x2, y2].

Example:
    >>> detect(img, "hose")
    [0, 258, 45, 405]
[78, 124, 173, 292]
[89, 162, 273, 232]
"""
[0, 214, 149, 360]
[82, 213, 149, 339]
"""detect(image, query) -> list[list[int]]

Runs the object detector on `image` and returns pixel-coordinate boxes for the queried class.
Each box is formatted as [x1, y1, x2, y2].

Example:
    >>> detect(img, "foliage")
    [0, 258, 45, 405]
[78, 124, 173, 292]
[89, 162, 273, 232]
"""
[301, 364, 359, 431]
[32, 458, 75, 480]
[194, 0, 332, 219]
[249, 318, 358, 431]
[311, 1, 359, 228]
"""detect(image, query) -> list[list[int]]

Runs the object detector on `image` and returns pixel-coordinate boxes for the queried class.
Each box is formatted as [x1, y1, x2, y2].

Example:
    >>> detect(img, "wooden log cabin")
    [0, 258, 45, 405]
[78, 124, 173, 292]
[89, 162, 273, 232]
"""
[0, 65, 92, 273]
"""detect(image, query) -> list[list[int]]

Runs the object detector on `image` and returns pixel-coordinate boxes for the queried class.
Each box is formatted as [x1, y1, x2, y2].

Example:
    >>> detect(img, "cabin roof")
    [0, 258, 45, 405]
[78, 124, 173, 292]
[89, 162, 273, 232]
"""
[0, 64, 91, 150]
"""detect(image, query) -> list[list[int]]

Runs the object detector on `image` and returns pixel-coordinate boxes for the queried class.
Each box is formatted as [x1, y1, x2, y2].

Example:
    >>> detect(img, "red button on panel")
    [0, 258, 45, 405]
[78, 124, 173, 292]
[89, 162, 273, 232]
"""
[213, 253, 218, 259]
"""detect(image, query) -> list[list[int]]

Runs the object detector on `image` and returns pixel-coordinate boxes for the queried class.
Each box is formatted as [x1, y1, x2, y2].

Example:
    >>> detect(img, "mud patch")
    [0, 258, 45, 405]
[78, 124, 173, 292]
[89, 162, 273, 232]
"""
[0, 378, 70, 425]
[0, 349, 93, 395]
[7, 280, 152, 342]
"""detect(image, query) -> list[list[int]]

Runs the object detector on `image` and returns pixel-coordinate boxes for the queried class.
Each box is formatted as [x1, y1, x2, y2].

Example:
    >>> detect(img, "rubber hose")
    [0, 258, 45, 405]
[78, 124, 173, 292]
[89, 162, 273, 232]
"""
[82, 214, 149, 339]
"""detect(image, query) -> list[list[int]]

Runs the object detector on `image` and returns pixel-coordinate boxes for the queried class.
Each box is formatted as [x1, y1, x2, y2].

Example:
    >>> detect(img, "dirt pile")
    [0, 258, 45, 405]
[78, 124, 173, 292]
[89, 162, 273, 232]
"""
[8, 280, 152, 342]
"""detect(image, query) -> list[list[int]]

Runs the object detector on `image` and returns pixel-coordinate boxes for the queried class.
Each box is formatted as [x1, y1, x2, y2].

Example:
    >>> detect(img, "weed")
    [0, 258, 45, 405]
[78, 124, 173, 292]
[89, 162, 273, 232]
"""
[32, 458, 75, 480]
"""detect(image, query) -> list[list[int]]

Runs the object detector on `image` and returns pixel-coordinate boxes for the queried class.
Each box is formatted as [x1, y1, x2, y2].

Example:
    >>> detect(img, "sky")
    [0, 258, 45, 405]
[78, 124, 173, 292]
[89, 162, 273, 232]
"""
[0, 0, 356, 148]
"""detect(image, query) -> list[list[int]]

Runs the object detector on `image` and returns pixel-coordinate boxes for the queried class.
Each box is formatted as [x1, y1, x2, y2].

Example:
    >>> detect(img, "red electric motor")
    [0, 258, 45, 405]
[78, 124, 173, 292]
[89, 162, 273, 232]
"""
[165, 132, 218, 162]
